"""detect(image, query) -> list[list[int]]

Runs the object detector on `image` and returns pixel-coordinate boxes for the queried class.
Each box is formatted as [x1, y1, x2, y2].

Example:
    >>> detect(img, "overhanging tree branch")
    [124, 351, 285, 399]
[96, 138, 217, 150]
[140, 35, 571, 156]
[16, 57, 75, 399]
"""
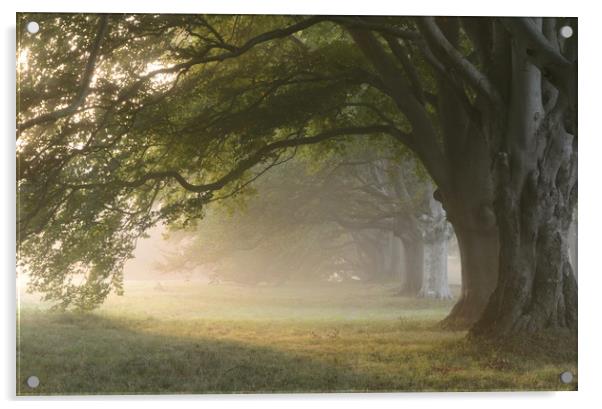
[18, 15, 110, 133]
[18, 16, 328, 134]
[64, 124, 394, 194]
[132, 16, 327, 83]
[501, 17, 576, 106]
[347, 27, 450, 190]
[502, 17, 571, 69]
[417, 17, 502, 108]
[383, 35, 426, 104]
[328, 16, 421, 40]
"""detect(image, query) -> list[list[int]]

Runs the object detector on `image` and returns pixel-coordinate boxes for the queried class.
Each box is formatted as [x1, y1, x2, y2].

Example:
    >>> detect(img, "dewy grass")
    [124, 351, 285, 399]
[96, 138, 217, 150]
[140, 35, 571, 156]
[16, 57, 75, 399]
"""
[17, 281, 577, 395]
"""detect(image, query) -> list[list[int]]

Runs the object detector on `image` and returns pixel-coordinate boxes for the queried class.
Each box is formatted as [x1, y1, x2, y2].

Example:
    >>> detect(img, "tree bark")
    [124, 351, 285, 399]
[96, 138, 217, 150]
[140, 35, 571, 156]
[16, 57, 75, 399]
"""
[431, 54, 500, 327]
[568, 213, 577, 279]
[436, 119, 500, 328]
[442, 225, 498, 328]
[471, 42, 578, 335]
[472, 170, 577, 335]
[472, 139, 577, 335]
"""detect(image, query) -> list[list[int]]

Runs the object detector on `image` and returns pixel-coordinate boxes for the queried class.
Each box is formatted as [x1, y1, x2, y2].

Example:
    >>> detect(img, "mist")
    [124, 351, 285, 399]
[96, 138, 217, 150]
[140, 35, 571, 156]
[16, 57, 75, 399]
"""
[120, 152, 465, 299]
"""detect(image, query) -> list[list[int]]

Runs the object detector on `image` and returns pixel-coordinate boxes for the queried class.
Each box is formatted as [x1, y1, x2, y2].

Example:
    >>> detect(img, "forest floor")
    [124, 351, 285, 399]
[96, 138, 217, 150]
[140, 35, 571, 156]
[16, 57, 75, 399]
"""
[17, 281, 577, 395]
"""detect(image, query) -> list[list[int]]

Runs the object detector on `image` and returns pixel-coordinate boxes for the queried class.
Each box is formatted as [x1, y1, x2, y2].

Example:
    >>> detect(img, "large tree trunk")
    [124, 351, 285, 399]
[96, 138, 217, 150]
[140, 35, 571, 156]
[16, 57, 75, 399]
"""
[436, 119, 500, 328]
[472, 164, 577, 335]
[350, 26, 499, 322]
[442, 225, 498, 328]
[433, 65, 500, 328]
[351, 17, 577, 338]
[471, 39, 578, 336]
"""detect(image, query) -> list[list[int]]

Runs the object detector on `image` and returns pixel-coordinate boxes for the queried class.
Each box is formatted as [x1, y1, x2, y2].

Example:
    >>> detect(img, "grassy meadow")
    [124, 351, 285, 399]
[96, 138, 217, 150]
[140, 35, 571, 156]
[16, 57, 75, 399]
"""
[17, 281, 577, 395]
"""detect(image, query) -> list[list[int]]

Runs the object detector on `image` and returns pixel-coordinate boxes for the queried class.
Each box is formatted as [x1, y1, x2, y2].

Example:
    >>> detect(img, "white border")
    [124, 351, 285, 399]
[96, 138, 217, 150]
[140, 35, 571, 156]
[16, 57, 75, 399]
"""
[3, 1, 601, 408]
[2, 0, 585, 16]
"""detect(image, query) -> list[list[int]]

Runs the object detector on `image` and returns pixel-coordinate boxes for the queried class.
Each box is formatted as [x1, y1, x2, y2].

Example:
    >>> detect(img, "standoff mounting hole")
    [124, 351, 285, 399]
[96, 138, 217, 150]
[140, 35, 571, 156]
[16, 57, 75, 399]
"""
[26, 375, 40, 388]
[559, 26, 573, 39]
[560, 371, 573, 384]
[26, 21, 40, 34]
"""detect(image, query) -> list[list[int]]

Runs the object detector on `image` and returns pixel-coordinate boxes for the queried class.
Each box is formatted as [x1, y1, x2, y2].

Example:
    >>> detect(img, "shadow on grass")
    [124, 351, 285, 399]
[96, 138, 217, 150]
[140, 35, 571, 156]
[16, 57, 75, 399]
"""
[17, 311, 380, 395]
[17, 310, 577, 395]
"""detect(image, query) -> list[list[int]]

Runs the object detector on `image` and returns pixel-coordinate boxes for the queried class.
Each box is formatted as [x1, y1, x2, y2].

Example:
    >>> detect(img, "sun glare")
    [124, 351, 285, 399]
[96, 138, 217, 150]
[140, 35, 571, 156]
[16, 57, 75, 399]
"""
[17, 48, 29, 72]
[143, 61, 177, 86]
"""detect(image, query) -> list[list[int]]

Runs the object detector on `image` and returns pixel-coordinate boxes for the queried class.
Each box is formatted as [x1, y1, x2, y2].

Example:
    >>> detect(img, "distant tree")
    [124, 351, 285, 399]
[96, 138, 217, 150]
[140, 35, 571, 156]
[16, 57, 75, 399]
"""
[417, 183, 453, 300]
[156, 159, 357, 285]
[157, 146, 447, 291]
[317, 150, 452, 297]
